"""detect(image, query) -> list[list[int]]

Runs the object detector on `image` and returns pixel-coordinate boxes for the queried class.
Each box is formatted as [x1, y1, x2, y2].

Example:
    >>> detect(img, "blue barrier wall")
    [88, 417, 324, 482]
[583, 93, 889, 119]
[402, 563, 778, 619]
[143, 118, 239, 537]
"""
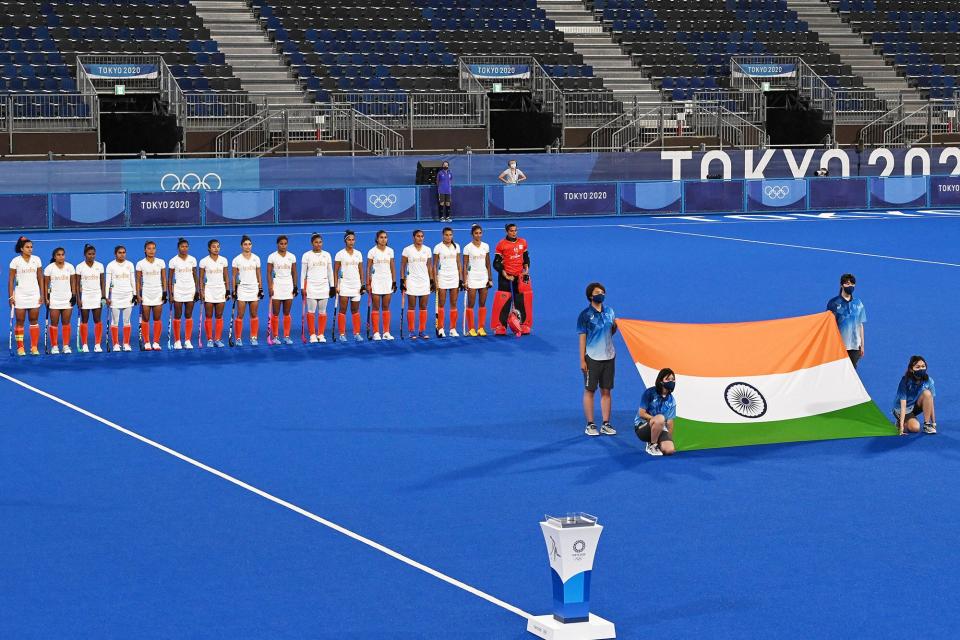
[4, 174, 960, 230]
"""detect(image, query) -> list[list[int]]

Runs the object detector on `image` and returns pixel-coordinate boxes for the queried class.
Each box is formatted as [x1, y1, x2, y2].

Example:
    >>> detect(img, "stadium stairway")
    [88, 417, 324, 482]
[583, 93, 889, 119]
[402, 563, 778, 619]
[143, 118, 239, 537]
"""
[787, 0, 925, 109]
[190, 0, 306, 104]
[537, 0, 661, 106]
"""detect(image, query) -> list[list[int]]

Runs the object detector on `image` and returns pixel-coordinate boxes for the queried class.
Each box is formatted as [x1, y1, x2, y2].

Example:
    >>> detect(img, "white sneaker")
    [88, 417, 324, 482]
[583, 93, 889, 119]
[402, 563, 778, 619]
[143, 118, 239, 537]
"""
[81, 344, 89, 353]
[113, 344, 121, 352]
[309, 334, 318, 343]
[438, 328, 446, 338]
[923, 423, 938, 434]
[585, 423, 599, 436]
[174, 341, 182, 350]
[63, 345, 72, 354]
[383, 332, 394, 340]
[144, 342, 152, 351]
[152, 342, 161, 351]
[339, 334, 346, 342]
[317, 334, 326, 343]
[600, 423, 617, 435]
[645, 442, 663, 456]
[449, 328, 459, 337]
[51, 346, 60, 355]
[93, 344, 102, 353]
[373, 332, 382, 341]
[122, 344, 132, 352]
[354, 334, 364, 342]
[184, 340, 193, 350]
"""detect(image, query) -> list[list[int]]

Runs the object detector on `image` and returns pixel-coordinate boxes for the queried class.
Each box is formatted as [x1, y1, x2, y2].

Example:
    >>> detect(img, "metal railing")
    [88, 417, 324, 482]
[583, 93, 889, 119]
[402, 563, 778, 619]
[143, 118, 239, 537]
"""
[330, 105, 406, 155]
[458, 55, 565, 128]
[858, 103, 907, 147]
[590, 112, 632, 151]
[880, 102, 955, 147]
[692, 90, 766, 124]
[834, 89, 907, 124]
[611, 103, 689, 150]
[693, 104, 769, 149]
[331, 91, 487, 131]
[1, 94, 99, 134]
[184, 93, 262, 131]
[562, 90, 623, 128]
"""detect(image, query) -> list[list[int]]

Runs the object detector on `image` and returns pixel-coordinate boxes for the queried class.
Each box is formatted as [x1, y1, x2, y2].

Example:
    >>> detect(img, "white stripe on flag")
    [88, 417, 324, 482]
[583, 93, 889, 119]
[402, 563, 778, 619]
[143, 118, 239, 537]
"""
[635, 358, 869, 424]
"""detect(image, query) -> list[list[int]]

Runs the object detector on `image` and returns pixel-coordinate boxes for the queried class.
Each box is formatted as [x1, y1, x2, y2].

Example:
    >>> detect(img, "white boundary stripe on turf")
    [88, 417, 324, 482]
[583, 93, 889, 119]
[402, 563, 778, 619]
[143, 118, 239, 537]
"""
[0, 370, 532, 621]
[620, 224, 960, 267]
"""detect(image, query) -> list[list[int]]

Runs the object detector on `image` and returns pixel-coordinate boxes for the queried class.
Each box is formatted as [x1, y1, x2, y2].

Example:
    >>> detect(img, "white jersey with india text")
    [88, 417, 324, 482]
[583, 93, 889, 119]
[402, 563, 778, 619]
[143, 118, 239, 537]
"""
[301, 250, 333, 300]
[401, 244, 432, 297]
[232, 253, 261, 302]
[433, 242, 461, 290]
[268, 251, 296, 300]
[199, 255, 229, 304]
[463, 241, 491, 289]
[334, 248, 363, 297]
[367, 246, 395, 295]
[9, 255, 42, 309]
[169, 254, 198, 303]
[44, 262, 75, 309]
[136, 257, 166, 306]
[106, 259, 136, 309]
[76, 260, 105, 310]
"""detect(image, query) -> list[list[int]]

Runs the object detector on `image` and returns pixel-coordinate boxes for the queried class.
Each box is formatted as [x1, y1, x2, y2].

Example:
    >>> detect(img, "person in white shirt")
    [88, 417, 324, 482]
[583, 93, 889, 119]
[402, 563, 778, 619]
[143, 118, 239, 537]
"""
[231, 235, 262, 346]
[497, 159, 527, 185]
[168, 238, 199, 350]
[300, 232, 334, 344]
[136, 240, 167, 351]
[75, 244, 106, 353]
[462, 224, 493, 337]
[433, 227, 463, 338]
[43, 247, 77, 354]
[400, 229, 434, 340]
[334, 230, 365, 342]
[266, 235, 298, 345]
[199, 239, 229, 348]
[366, 230, 396, 341]
[105, 245, 136, 351]
[8, 236, 45, 356]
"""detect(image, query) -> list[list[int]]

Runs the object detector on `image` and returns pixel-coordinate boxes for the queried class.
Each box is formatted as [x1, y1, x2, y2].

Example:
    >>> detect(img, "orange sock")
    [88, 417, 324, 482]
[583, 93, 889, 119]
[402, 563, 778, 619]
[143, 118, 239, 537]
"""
[29, 323, 39, 347]
[250, 317, 259, 338]
[318, 314, 327, 335]
[269, 314, 277, 338]
[337, 313, 346, 334]
[111, 325, 118, 345]
[438, 307, 446, 330]
[407, 310, 415, 332]
[62, 324, 71, 346]
[371, 311, 379, 334]
[140, 320, 149, 342]
[172, 319, 181, 342]
[122, 326, 131, 345]
[383, 311, 391, 334]
[478, 306, 486, 329]
[351, 312, 360, 335]
[419, 309, 427, 331]
[79, 322, 88, 346]
[234, 318, 242, 339]
[153, 321, 161, 343]
[185, 319, 193, 340]
[215, 317, 223, 340]
[94, 321, 102, 344]
[283, 314, 291, 338]
[466, 308, 474, 330]
[450, 309, 458, 330]
[306, 313, 316, 335]
[205, 318, 213, 340]
[50, 326, 58, 347]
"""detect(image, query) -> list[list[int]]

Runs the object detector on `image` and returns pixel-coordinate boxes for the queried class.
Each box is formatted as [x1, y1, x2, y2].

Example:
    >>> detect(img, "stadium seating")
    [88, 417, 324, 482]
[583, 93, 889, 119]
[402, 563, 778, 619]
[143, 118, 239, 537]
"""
[594, 0, 859, 101]
[835, 0, 960, 99]
[253, 0, 603, 104]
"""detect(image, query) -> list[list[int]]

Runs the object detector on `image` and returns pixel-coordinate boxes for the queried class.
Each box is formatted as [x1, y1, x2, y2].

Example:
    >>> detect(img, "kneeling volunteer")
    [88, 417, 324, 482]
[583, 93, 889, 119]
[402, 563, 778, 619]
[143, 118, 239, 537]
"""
[634, 368, 677, 456]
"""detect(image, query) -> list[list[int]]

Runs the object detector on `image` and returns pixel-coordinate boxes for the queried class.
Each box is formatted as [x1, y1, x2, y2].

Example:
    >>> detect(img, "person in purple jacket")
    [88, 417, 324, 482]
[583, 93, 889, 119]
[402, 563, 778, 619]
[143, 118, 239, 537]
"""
[436, 161, 453, 222]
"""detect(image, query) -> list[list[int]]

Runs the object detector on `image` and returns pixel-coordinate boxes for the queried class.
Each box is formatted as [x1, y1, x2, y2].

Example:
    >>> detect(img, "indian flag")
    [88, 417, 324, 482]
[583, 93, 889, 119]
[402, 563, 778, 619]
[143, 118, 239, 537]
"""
[618, 311, 895, 451]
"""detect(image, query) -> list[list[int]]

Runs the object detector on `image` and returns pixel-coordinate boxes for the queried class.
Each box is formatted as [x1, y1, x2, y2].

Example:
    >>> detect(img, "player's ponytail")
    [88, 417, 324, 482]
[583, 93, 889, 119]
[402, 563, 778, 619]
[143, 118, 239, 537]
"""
[343, 229, 355, 240]
[240, 235, 252, 247]
[310, 232, 322, 243]
[14, 236, 29, 254]
[471, 224, 482, 235]
[83, 243, 95, 255]
[177, 237, 188, 247]
[49, 247, 65, 264]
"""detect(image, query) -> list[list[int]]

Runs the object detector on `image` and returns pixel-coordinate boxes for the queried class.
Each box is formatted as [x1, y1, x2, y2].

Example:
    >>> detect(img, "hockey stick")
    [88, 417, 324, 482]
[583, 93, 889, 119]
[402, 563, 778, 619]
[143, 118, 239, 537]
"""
[227, 296, 236, 347]
[43, 304, 50, 354]
[7, 305, 13, 356]
[331, 292, 339, 343]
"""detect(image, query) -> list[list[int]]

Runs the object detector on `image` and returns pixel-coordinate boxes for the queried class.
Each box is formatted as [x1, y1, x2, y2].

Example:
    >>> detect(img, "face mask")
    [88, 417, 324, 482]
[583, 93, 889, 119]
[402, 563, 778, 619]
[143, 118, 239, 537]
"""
[442, 166, 449, 171]
[662, 381, 676, 392]
[509, 163, 516, 169]
[843, 286, 855, 295]
[913, 369, 928, 381]
[592, 294, 605, 304]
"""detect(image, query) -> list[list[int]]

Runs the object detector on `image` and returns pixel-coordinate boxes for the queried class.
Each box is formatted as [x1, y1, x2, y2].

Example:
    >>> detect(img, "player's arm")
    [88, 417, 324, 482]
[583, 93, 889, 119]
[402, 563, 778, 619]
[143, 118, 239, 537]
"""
[579, 333, 587, 373]
[70, 269, 78, 303]
[265, 259, 274, 298]
[199, 265, 206, 300]
[484, 252, 492, 286]
[6, 267, 14, 305]
[389, 254, 396, 291]
[135, 265, 142, 301]
[898, 399, 907, 434]
[358, 259, 365, 292]
[291, 260, 298, 296]
[192, 263, 200, 300]
[456, 248, 464, 284]
[43, 271, 51, 306]
[400, 255, 407, 291]
[37, 264, 46, 305]
[231, 265, 239, 297]
[427, 256, 435, 291]
[255, 260, 263, 294]
[105, 267, 113, 305]
[333, 260, 341, 293]
[326, 256, 335, 296]
[99, 271, 106, 301]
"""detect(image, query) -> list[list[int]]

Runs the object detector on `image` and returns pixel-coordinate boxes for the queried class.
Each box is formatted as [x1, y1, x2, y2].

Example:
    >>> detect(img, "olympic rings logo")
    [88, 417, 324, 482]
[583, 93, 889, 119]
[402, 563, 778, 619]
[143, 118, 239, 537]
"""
[160, 172, 223, 191]
[763, 185, 790, 199]
[368, 193, 398, 208]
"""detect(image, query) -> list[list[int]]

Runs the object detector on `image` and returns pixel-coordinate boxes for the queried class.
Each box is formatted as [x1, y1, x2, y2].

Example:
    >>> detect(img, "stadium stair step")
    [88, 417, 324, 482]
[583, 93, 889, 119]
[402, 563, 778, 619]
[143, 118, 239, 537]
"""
[537, 0, 657, 104]
[785, 0, 925, 104]
[191, 0, 309, 106]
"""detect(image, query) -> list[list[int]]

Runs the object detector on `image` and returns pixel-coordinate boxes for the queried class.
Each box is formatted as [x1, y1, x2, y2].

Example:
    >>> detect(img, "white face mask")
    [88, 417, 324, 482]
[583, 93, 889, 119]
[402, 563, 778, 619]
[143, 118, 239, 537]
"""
[509, 163, 516, 169]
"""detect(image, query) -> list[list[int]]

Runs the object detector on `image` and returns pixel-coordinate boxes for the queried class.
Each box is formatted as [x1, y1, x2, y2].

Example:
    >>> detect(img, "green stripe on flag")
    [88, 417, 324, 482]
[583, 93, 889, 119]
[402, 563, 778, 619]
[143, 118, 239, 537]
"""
[673, 401, 896, 451]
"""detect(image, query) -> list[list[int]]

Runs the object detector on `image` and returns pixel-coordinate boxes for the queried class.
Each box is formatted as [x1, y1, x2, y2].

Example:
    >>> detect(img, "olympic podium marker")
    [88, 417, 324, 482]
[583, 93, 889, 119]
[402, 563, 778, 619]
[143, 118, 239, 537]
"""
[527, 513, 616, 640]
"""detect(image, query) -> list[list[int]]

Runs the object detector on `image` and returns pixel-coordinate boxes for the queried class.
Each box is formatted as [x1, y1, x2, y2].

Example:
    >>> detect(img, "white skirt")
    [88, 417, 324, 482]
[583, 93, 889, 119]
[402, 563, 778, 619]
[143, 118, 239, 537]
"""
[142, 293, 163, 307]
[405, 282, 430, 297]
[173, 289, 196, 303]
[49, 297, 73, 310]
[81, 293, 103, 310]
[370, 278, 393, 296]
[437, 276, 459, 291]
[204, 288, 226, 304]
[14, 290, 40, 310]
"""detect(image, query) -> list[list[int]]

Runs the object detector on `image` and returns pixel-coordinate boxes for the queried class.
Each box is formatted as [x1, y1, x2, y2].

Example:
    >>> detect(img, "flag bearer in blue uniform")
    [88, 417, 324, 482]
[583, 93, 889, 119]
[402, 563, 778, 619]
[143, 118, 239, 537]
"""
[827, 273, 866, 368]
[894, 355, 937, 435]
[578, 282, 617, 437]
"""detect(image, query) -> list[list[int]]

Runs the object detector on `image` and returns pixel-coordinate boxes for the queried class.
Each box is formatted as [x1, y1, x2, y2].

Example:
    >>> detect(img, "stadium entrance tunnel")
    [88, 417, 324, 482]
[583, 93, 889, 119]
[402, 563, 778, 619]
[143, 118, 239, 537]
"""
[765, 90, 833, 147]
[488, 91, 560, 152]
[99, 94, 182, 156]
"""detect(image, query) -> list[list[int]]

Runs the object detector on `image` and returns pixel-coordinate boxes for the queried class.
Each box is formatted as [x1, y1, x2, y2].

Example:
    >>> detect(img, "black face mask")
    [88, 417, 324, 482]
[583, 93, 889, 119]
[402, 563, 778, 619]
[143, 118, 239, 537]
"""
[843, 286, 855, 295]
[662, 381, 676, 393]
[912, 369, 928, 381]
